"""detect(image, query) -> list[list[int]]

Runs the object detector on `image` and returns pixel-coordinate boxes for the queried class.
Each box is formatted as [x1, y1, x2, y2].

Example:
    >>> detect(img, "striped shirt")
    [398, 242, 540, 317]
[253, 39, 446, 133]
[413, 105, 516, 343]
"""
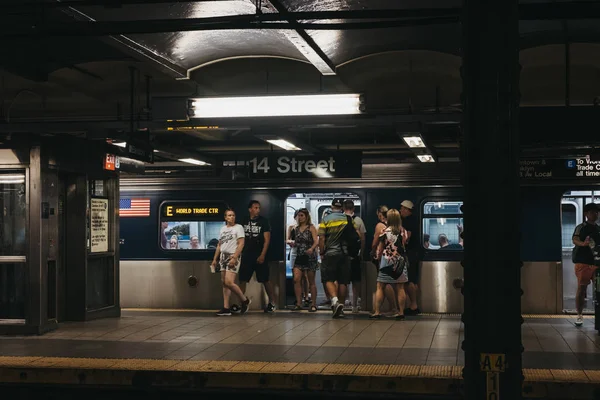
[318, 210, 357, 256]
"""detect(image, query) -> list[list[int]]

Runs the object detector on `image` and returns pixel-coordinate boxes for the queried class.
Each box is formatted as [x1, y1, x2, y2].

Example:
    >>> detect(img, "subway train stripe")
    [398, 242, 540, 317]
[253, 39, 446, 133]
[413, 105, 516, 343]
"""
[0, 356, 598, 399]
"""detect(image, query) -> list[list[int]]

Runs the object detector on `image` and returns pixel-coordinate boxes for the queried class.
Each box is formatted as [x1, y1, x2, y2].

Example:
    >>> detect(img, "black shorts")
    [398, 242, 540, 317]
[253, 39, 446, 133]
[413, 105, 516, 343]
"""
[350, 256, 361, 282]
[406, 254, 420, 285]
[321, 254, 351, 285]
[239, 253, 270, 283]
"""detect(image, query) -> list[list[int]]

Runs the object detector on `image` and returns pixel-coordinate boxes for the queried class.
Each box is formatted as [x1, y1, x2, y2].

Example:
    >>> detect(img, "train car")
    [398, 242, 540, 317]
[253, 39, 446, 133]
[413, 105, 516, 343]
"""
[118, 162, 599, 314]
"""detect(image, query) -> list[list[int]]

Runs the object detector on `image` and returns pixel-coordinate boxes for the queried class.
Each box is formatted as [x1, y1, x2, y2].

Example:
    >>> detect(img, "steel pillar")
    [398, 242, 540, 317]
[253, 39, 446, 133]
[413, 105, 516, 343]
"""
[461, 0, 523, 399]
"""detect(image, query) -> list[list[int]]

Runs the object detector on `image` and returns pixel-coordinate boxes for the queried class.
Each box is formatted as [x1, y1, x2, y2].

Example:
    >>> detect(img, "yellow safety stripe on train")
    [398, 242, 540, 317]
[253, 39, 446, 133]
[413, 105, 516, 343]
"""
[0, 356, 598, 399]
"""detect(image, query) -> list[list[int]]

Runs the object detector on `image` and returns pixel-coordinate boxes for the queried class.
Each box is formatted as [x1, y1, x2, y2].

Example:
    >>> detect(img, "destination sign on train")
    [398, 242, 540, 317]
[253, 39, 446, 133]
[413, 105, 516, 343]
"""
[160, 202, 226, 221]
[520, 157, 600, 181]
[245, 152, 362, 179]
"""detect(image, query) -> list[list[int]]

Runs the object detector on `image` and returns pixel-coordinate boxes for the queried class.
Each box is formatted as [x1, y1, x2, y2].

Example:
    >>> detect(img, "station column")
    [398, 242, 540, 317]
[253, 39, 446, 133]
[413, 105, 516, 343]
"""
[461, 0, 523, 399]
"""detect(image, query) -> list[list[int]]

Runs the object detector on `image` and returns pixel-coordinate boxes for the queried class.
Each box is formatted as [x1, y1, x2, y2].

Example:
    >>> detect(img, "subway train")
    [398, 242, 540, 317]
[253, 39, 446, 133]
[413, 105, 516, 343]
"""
[118, 162, 599, 314]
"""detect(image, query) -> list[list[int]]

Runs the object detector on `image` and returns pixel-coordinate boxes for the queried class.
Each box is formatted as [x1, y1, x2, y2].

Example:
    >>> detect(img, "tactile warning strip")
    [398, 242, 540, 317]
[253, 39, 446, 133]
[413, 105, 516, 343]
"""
[0, 356, 598, 399]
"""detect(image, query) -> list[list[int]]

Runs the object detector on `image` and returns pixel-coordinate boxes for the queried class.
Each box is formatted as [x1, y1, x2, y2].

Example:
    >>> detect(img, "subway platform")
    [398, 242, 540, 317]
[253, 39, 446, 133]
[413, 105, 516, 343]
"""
[0, 310, 599, 399]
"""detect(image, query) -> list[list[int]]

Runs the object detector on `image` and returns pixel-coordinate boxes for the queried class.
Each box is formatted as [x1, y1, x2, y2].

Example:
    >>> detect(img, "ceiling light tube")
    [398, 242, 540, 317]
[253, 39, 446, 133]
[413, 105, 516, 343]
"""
[417, 154, 436, 163]
[189, 94, 363, 118]
[266, 139, 301, 151]
[179, 158, 211, 166]
[402, 134, 426, 148]
[110, 141, 127, 148]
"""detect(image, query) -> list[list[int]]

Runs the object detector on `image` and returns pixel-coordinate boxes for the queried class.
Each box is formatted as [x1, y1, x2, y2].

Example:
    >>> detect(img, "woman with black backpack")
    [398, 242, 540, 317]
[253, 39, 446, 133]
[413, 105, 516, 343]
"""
[370, 209, 408, 320]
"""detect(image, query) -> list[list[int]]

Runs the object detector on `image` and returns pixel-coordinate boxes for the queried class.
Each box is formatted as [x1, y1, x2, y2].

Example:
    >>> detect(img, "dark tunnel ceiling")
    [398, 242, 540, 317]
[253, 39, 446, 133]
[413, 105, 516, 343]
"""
[1, 0, 600, 77]
[1, 0, 600, 165]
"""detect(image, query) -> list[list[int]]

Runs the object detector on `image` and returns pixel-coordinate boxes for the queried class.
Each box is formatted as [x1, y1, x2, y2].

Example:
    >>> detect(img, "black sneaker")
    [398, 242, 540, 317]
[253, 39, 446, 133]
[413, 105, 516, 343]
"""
[230, 304, 241, 313]
[404, 308, 421, 316]
[332, 303, 344, 318]
[264, 303, 276, 313]
[216, 308, 231, 316]
[241, 298, 251, 314]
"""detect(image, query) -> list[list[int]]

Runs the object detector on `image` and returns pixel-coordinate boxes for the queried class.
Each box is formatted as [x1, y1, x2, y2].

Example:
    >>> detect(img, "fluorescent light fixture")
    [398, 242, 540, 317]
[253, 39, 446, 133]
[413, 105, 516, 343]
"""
[0, 174, 25, 184]
[403, 135, 426, 148]
[179, 158, 211, 166]
[189, 94, 363, 118]
[417, 154, 436, 163]
[266, 139, 301, 151]
[111, 141, 127, 148]
[0, 179, 24, 184]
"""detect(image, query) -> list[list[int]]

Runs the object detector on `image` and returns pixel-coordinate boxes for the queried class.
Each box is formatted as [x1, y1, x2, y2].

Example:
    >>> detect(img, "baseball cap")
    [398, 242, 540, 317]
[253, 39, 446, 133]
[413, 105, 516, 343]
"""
[400, 200, 414, 210]
[584, 203, 599, 213]
[332, 198, 343, 207]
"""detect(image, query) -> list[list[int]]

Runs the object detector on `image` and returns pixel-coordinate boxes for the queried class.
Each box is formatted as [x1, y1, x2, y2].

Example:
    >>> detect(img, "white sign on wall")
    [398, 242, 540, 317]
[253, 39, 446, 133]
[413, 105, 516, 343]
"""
[90, 198, 109, 253]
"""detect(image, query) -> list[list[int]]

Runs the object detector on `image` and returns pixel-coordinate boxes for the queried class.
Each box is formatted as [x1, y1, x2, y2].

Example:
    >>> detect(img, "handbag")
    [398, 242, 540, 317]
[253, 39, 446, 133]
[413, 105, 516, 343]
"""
[378, 232, 406, 280]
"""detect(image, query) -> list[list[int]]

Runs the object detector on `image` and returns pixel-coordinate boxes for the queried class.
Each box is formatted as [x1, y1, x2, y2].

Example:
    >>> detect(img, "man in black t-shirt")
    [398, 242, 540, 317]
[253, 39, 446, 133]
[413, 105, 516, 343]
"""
[572, 202, 600, 326]
[400, 200, 421, 315]
[238, 200, 276, 313]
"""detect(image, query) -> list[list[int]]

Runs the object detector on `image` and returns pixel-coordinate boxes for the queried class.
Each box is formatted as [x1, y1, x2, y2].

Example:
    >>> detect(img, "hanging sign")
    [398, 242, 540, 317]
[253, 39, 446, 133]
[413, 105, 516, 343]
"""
[246, 152, 362, 179]
[90, 198, 109, 253]
[520, 157, 600, 181]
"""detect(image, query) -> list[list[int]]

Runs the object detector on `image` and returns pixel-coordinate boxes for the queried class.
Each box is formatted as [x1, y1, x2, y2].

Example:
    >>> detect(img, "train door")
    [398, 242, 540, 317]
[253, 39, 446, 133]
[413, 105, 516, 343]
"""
[283, 193, 362, 310]
[561, 191, 599, 313]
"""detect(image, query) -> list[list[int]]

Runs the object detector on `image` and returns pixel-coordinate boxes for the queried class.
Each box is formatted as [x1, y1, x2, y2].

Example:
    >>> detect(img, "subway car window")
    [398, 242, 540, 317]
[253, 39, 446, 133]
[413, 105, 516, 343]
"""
[422, 201, 463, 250]
[159, 202, 227, 250]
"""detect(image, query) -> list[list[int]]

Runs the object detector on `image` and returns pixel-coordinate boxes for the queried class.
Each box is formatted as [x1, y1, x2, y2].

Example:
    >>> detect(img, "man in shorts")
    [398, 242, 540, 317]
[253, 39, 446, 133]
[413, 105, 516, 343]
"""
[211, 209, 251, 316]
[400, 200, 421, 315]
[319, 198, 358, 318]
[343, 199, 366, 314]
[238, 200, 276, 313]
[572, 202, 600, 326]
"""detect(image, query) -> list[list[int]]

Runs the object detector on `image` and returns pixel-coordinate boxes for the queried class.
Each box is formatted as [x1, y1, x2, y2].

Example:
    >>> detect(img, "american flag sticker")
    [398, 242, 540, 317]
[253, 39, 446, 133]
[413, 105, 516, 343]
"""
[119, 198, 151, 217]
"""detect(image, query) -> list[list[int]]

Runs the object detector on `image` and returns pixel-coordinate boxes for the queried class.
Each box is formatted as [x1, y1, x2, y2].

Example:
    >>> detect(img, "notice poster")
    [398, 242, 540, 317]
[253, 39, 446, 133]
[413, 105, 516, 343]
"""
[91, 198, 109, 253]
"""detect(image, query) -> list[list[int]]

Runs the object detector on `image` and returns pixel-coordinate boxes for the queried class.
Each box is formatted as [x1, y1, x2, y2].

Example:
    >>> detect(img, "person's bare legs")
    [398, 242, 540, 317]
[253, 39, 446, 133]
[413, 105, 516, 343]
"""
[395, 283, 407, 316]
[293, 268, 303, 306]
[384, 284, 398, 314]
[307, 271, 317, 308]
[223, 271, 247, 303]
[263, 281, 276, 305]
[373, 282, 386, 316]
[406, 282, 419, 311]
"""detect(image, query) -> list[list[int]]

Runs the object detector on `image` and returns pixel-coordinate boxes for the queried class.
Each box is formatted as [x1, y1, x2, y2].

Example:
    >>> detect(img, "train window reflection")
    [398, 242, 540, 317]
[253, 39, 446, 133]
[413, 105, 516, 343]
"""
[160, 221, 224, 250]
[422, 201, 463, 250]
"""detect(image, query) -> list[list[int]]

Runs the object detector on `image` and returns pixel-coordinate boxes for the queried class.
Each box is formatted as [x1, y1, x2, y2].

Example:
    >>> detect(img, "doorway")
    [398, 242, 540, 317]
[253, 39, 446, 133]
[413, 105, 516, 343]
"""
[561, 191, 598, 313]
[284, 192, 362, 309]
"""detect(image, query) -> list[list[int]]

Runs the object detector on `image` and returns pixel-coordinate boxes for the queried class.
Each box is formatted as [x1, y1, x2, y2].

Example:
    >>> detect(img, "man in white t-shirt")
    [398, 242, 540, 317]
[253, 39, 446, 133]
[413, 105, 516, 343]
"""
[343, 199, 366, 314]
[211, 209, 251, 316]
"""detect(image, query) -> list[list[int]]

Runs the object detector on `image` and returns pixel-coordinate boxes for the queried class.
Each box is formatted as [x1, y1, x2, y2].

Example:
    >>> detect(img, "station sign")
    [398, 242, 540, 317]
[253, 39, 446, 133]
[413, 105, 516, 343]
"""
[246, 152, 362, 179]
[160, 201, 227, 221]
[520, 157, 600, 181]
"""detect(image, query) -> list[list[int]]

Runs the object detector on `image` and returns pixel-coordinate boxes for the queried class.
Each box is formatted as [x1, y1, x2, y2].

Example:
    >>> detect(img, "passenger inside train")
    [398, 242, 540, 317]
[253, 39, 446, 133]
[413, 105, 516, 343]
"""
[571, 202, 600, 326]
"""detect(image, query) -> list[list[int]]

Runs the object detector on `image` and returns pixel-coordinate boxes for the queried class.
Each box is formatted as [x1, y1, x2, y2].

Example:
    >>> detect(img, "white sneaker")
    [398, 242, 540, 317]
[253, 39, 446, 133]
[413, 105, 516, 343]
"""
[575, 316, 583, 326]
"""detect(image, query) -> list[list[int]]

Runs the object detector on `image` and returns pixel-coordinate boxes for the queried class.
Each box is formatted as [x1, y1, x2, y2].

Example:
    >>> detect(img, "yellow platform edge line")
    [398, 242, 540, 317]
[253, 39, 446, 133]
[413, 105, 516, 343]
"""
[0, 356, 598, 383]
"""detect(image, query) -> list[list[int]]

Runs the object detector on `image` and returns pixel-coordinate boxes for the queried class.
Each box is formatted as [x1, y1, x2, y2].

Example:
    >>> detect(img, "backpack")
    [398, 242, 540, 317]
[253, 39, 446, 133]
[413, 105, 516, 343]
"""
[343, 215, 361, 258]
